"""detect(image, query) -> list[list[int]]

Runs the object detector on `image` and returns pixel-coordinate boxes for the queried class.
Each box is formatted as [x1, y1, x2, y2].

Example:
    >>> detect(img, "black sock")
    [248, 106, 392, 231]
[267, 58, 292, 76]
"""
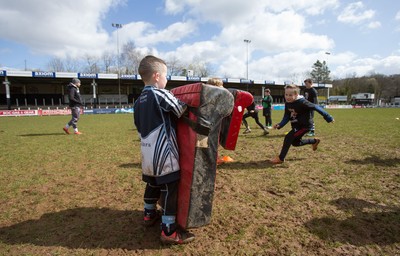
[144, 208, 156, 217]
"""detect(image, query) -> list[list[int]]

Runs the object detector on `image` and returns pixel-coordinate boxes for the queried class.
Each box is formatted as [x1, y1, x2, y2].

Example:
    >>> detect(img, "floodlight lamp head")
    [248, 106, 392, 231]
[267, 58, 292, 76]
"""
[112, 23, 123, 28]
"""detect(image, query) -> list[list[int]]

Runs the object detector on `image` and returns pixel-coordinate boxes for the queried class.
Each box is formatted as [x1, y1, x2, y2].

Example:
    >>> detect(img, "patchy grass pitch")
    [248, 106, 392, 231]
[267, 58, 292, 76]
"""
[0, 108, 399, 255]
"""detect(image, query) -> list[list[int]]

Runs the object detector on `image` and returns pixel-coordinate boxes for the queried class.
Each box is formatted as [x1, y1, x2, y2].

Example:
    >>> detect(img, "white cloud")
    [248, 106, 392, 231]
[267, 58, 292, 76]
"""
[158, 5, 335, 81]
[367, 21, 381, 29]
[164, 40, 225, 66]
[120, 20, 196, 47]
[337, 2, 375, 24]
[265, 0, 340, 15]
[161, 0, 398, 80]
[0, 0, 123, 59]
[164, 0, 185, 15]
[335, 55, 400, 78]
[394, 11, 400, 32]
[164, 0, 339, 23]
[0, 0, 399, 80]
[395, 11, 400, 20]
[134, 21, 196, 46]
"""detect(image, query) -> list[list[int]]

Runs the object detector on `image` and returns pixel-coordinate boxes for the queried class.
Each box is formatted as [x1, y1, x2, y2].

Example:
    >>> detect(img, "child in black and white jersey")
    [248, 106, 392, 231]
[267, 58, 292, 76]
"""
[133, 55, 194, 244]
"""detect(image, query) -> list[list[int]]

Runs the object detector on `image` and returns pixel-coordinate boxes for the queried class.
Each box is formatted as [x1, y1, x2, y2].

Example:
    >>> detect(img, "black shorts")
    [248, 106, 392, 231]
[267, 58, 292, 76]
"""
[263, 108, 271, 116]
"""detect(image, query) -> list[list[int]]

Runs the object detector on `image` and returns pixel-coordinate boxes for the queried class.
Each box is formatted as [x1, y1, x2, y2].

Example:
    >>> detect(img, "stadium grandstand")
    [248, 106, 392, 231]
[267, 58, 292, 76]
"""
[0, 70, 331, 111]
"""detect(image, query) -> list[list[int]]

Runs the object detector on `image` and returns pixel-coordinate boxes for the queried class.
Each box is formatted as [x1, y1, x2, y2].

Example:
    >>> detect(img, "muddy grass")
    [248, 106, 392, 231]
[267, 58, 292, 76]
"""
[0, 109, 399, 255]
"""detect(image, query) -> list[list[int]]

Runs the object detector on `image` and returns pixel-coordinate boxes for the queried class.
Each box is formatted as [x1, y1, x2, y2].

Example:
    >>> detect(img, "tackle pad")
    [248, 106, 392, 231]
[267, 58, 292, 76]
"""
[219, 89, 253, 150]
[171, 83, 234, 228]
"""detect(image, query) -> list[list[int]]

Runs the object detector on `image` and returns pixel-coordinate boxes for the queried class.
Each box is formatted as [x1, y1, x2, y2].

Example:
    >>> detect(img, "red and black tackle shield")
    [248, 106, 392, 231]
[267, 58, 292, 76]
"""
[219, 89, 253, 150]
[171, 83, 234, 228]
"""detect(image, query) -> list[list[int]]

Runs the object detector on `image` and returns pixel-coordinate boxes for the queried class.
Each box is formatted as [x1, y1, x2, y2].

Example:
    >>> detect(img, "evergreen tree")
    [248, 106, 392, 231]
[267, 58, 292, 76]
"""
[310, 60, 331, 84]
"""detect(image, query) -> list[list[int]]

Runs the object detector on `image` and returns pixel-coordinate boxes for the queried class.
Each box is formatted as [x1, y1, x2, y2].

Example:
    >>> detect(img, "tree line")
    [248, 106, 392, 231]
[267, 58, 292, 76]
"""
[331, 74, 400, 103]
[46, 40, 213, 77]
[46, 43, 399, 103]
[309, 60, 399, 103]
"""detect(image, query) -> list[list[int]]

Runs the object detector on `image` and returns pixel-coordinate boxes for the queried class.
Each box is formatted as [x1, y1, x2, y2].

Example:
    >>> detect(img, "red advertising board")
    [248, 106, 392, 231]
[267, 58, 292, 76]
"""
[0, 110, 38, 116]
[40, 109, 71, 116]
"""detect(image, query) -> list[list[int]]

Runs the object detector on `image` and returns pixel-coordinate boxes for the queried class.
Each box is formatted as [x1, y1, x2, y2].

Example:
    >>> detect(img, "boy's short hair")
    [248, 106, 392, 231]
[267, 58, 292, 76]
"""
[207, 78, 223, 87]
[138, 55, 167, 83]
[304, 78, 313, 84]
[284, 84, 300, 94]
[265, 88, 271, 93]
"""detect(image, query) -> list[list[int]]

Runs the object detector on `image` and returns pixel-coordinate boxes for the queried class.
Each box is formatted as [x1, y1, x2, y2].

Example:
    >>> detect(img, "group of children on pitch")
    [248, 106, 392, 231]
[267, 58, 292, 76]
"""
[133, 55, 334, 244]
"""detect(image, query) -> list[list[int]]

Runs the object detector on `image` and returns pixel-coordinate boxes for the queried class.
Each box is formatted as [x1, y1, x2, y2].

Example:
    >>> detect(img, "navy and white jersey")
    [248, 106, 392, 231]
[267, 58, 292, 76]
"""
[134, 85, 187, 185]
[277, 96, 333, 130]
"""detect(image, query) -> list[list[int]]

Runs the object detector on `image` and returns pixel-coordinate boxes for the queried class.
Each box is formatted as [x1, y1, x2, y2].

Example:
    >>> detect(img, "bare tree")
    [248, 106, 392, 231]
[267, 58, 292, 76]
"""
[47, 57, 65, 72]
[101, 51, 115, 73]
[289, 71, 310, 84]
[64, 57, 80, 72]
[121, 41, 144, 74]
[166, 55, 183, 76]
[197, 62, 213, 77]
[186, 58, 213, 77]
[83, 54, 101, 73]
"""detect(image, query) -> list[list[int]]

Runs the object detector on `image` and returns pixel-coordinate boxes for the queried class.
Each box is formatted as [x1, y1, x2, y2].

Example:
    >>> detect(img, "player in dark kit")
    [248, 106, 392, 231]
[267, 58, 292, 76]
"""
[303, 78, 318, 136]
[242, 101, 269, 135]
[270, 84, 334, 164]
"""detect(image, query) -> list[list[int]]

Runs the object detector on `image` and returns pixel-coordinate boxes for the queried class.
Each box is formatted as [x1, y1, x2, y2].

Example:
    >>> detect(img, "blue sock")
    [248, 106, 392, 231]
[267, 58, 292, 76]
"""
[144, 203, 156, 211]
[162, 215, 176, 235]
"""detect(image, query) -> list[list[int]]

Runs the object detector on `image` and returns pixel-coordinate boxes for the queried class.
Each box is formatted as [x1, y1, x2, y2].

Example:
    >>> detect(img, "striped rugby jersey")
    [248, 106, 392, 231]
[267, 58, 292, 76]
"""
[134, 85, 187, 184]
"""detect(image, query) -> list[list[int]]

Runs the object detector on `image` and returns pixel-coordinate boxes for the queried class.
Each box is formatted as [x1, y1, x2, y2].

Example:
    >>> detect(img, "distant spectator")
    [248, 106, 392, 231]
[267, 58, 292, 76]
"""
[262, 88, 273, 129]
[63, 78, 83, 135]
[303, 78, 318, 136]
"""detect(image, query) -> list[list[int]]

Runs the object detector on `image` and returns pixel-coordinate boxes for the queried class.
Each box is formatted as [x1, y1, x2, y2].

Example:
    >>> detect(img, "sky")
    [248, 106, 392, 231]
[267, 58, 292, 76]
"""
[0, 0, 399, 83]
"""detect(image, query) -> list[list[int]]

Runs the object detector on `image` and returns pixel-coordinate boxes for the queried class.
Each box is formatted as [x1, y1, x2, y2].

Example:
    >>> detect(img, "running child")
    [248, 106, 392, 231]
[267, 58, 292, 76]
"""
[270, 84, 334, 164]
